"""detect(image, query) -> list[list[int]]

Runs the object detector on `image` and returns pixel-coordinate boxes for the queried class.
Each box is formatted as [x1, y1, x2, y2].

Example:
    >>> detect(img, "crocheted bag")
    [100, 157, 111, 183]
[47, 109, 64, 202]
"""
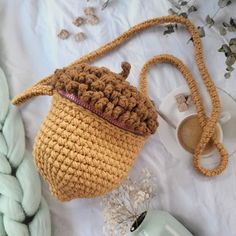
[12, 16, 228, 201]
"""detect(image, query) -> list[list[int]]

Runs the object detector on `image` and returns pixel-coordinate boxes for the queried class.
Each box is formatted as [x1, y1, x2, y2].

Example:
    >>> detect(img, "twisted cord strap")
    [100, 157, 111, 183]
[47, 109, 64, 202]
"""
[139, 55, 228, 176]
[0, 69, 51, 236]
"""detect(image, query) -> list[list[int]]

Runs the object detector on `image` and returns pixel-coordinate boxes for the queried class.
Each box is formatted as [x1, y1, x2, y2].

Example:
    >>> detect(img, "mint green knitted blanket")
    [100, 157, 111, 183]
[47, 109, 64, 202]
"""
[0, 68, 51, 236]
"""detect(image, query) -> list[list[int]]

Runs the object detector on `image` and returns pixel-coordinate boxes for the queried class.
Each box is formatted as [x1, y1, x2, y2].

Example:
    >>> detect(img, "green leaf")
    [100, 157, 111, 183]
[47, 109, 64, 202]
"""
[219, 26, 227, 36]
[224, 72, 231, 79]
[164, 30, 175, 35]
[218, 44, 231, 53]
[188, 5, 197, 13]
[168, 8, 177, 15]
[230, 18, 236, 27]
[229, 38, 236, 45]
[164, 24, 175, 35]
[218, 0, 232, 8]
[227, 26, 236, 32]
[226, 56, 236, 66]
[205, 15, 215, 27]
[230, 45, 236, 53]
[226, 66, 235, 72]
[167, 24, 174, 30]
[223, 22, 230, 27]
[179, 12, 188, 18]
[180, 1, 188, 6]
[197, 26, 205, 37]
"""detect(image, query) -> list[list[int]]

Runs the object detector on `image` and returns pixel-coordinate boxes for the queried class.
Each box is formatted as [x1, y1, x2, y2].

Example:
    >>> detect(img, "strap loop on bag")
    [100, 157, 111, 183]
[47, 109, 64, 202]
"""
[139, 54, 228, 177]
[12, 77, 54, 105]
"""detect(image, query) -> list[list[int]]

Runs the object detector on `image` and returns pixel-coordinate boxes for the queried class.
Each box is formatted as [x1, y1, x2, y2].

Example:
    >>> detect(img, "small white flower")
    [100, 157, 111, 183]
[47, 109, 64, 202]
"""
[101, 168, 158, 235]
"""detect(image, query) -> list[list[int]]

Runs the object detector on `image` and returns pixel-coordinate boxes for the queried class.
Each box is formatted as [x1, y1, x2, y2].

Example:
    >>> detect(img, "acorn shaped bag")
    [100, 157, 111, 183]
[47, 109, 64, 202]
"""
[12, 16, 228, 201]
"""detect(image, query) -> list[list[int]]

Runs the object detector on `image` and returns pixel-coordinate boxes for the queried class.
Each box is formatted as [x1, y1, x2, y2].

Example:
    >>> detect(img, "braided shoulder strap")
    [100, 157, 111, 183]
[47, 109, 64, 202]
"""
[0, 68, 51, 236]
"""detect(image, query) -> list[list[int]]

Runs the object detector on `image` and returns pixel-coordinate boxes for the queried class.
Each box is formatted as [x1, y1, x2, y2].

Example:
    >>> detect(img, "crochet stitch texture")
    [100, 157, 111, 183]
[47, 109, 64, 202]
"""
[51, 62, 158, 135]
[12, 16, 229, 201]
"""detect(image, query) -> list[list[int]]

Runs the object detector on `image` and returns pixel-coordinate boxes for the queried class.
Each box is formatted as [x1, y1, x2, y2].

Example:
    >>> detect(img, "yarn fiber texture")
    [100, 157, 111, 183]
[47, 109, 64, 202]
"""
[51, 62, 158, 136]
[0, 68, 51, 236]
[34, 93, 146, 201]
[12, 15, 229, 202]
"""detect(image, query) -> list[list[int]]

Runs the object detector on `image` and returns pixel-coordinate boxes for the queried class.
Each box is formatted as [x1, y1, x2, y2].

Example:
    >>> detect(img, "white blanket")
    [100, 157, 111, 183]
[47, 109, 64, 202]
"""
[1, 0, 236, 235]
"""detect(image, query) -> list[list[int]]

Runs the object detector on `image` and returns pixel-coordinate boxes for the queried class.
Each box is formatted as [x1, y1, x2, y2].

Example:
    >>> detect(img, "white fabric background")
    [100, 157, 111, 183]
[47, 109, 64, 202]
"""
[1, 0, 236, 235]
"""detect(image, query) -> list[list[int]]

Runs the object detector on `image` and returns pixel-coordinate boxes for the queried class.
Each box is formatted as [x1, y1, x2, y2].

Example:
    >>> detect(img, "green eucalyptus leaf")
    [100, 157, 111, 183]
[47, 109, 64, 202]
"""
[218, 44, 231, 53]
[219, 26, 227, 36]
[168, 8, 177, 15]
[226, 66, 235, 72]
[167, 24, 174, 30]
[224, 72, 231, 79]
[223, 22, 230, 27]
[226, 0, 232, 6]
[179, 12, 188, 18]
[227, 26, 236, 32]
[218, 0, 232, 8]
[164, 25, 175, 35]
[229, 38, 236, 45]
[188, 5, 198, 13]
[205, 15, 215, 27]
[230, 45, 236, 53]
[230, 18, 236, 27]
[226, 55, 236, 66]
[164, 30, 174, 35]
[197, 26, 205, 37]
[180, 1, 188, 6]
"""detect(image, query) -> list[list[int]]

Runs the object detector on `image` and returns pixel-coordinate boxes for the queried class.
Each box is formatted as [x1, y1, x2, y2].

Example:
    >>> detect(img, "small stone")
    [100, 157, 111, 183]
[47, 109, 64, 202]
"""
[73, 17, 85, 27]
[186, 95, 194, 105]
[177, 103, 188, 112]
[84, 7, 95, 15]
[74, 32, 86, 42]
[57, 29, 70, 39]
[175, 94, 186, 104]
[86, 15, 99, 25]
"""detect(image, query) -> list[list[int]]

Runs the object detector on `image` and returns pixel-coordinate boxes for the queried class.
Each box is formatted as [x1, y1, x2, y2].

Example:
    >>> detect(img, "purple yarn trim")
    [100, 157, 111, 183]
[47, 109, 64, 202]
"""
[58, 90, 143, 136]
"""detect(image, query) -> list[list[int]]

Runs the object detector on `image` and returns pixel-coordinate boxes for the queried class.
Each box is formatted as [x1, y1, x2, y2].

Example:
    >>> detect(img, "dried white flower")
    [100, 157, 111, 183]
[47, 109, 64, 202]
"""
[57, 29, 70, 40]
[102, 168, 158, 236]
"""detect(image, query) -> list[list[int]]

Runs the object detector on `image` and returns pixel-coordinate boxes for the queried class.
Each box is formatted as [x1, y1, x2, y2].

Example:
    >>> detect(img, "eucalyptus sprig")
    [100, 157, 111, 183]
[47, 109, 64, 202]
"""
[218, 38, 236, 78]
[167, 0, 236, 79]
[220, 17, 236, 35]
[165, 0, 197, 35]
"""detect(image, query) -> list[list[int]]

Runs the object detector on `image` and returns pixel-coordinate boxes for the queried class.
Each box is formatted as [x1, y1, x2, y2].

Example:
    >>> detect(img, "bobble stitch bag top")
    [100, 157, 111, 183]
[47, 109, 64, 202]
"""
[13, 16, 228, 201]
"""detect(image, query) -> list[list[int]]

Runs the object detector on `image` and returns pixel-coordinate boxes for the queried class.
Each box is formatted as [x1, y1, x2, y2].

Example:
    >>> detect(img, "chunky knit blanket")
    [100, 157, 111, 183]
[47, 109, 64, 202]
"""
[0, 68, 51, 236]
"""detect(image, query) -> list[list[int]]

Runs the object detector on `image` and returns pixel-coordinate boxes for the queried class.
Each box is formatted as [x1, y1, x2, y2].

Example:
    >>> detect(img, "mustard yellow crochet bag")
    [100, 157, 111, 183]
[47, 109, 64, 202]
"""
[13, 16, 228, 201]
